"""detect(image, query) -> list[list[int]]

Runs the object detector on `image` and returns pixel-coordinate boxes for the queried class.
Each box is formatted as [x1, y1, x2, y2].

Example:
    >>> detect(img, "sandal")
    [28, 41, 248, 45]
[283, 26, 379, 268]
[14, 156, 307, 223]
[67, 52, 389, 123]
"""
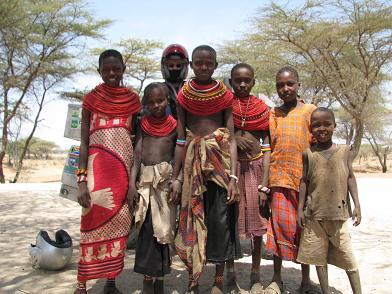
[264, 281, 283, 294]
[250, 282, 264, 294]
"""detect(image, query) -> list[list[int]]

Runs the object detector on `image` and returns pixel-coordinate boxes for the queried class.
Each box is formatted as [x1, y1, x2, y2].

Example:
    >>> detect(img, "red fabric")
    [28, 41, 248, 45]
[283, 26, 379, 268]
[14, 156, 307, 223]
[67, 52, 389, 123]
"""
[266, 187, 301, 261]
[177, 79, 233, 115]
[83, 83, 141, 118]
[232, 95, 270, 131]
[237, 157, 268, 239]
[77, 115, 132, 282]
[140, 114, 177, 137]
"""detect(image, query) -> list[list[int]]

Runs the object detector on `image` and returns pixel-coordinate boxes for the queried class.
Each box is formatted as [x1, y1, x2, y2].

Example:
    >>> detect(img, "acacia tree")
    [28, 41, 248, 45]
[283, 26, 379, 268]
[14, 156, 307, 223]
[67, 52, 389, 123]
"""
[219, 0, 392, 158]
[0, 0, 110, 183]
[116, 38, 163, 94]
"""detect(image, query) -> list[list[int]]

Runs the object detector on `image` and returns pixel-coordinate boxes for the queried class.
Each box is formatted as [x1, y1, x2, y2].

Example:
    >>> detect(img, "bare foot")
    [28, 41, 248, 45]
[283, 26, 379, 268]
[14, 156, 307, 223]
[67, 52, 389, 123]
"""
[248, 272, 263, 293]
[226, 272, 240, 294]
[185, 284, 199, 294]
[143, 279, 154, 294]
[104, 281, 122, 294]
[154, 279, 164, 294]
[73, 289, 87, 294]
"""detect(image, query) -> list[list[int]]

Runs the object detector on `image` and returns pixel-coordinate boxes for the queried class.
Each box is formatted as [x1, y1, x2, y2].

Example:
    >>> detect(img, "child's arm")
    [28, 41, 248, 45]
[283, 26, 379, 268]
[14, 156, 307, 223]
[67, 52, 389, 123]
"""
[225, 107, 239, 205]
[348, 148, 361, 226]
[128, 127, 142, 212]
[77, 108, 91, 208]
[297, 151, 309, 228]
[169, 102, 186, 204]
[259, 131, 271, 207]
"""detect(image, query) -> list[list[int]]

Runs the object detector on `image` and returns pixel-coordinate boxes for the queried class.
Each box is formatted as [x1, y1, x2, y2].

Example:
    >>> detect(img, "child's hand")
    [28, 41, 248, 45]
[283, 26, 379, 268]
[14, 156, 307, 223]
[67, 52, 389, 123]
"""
[297, 209, 305, 228]
[77, 183, 91, 208]
[236, 136, 253, 152]
[227, 179, 240, 205]
[127, 184, 138, 213]
[168, 179, 182, 204]
[352, 206, 361, 226]
[258, 191, 268, 207]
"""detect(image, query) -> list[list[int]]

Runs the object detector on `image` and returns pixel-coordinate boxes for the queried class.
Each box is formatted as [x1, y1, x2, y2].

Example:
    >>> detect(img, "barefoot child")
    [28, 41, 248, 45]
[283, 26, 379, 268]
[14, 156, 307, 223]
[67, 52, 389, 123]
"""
[297, 107, 362, 294]
[225, 63, 270, 293]
[265, 66, 317, 294]
[75, 49, 141, 294]
[129, 82, 179, 294]
[171, 45, 241, 294]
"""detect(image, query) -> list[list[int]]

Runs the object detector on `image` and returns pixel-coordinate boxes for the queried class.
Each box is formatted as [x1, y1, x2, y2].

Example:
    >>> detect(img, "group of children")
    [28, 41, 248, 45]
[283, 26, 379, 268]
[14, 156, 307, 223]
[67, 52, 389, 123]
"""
[74, 45, 362, 294]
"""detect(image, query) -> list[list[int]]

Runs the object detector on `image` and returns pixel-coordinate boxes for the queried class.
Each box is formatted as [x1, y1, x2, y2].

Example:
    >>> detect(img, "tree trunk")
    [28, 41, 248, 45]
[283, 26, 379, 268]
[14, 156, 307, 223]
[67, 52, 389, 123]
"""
[12, 81, 48, 183]
[0, 151, 6, 183]
[351, 118, 364, 159]
[382, 147, 389, 173]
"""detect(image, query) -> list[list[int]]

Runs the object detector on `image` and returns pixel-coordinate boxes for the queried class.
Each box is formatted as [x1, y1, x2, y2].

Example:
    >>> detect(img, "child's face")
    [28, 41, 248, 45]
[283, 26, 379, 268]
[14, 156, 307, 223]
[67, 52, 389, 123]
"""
[145, 87, 168, 118]
[98, 56, 125, 88]
[311, 111, 336, 143]
[230, 67, 255, 98]
[190, 49, 217, 83]
[276, 71, 299, 103]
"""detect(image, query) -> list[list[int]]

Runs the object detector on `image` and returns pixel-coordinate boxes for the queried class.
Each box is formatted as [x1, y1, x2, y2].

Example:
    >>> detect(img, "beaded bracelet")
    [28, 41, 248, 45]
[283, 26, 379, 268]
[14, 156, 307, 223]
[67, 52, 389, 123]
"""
[176, 139, 186, 147]
[257, 185, 270, 194]
[229, 174, 238, 183]
[77, 174, 87, 183]
[76, 168, 87, 176]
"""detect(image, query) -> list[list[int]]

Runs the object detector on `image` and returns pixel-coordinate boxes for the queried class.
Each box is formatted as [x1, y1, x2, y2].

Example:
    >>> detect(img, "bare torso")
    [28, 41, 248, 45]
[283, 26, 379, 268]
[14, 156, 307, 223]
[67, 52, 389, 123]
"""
[185, 111, 225, 137]
[141, 131, 176, 166]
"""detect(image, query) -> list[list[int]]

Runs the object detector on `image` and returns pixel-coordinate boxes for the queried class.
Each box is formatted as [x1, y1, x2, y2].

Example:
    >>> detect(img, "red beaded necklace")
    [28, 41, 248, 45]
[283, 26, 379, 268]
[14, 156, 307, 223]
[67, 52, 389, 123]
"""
[232, 95, 270, 131]
[140, 114, 177, 137]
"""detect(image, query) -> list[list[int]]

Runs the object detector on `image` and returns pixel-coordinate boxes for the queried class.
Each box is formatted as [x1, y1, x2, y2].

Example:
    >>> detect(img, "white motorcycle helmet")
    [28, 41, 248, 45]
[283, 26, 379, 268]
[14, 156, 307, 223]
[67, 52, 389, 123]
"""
[29, 230, 73, 270]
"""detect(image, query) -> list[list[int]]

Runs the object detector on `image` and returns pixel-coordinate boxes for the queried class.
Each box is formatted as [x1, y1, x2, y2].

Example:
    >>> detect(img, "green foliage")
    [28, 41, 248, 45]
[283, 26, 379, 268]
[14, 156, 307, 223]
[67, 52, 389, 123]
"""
[93, 38, 163, 94]
[218, 0, 392, 158]
[9, 137, 58, 160]
[0, 0, 110, 182]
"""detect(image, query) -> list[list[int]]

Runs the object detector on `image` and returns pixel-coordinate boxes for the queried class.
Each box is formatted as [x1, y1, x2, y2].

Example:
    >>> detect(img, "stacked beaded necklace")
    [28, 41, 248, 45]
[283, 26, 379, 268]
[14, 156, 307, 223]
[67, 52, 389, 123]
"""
[140, 114, 177, 137]
[232, 95, 270, 131]
[83, 83, 141, 118]
[177, 79, 233, 115]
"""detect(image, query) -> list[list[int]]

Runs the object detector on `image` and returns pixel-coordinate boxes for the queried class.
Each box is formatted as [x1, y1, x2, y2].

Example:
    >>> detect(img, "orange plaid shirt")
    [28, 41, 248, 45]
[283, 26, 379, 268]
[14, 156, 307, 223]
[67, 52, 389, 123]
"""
[269, 103, 316, 191]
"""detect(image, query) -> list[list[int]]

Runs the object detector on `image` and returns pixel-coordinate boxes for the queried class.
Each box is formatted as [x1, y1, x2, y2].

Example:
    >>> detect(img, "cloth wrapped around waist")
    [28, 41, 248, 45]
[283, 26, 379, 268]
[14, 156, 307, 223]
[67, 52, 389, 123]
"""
[175, 128, 233, 286]
[135, 161, 176, 244]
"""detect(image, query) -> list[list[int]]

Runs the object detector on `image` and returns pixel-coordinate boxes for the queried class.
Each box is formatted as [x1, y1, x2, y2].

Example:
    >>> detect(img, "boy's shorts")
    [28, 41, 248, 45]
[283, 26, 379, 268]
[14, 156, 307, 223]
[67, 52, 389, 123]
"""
[297, 219, 357, 271]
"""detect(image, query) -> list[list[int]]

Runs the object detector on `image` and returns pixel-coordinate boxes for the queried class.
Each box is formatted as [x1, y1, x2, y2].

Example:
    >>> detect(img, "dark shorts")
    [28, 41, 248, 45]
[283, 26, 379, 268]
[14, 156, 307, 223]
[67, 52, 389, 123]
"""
[134, 206, 171, 277]
[204, 181, 242, 263]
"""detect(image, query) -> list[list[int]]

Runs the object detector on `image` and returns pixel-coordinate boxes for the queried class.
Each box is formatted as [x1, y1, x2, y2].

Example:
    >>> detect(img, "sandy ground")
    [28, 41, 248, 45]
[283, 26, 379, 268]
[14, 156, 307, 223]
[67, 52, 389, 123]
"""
[0, 178, 391, 294]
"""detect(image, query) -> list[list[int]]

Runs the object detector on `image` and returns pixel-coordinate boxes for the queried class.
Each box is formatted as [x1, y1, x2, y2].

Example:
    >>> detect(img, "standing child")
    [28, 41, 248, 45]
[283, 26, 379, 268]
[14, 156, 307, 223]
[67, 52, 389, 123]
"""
[265, 66, 317, 294]
[225, 63, 270, 294]
[170, 45, 241, 294]
[75, 49, 141, 294]
[297, 107, 362, 294]
[129, 82, 179, 294]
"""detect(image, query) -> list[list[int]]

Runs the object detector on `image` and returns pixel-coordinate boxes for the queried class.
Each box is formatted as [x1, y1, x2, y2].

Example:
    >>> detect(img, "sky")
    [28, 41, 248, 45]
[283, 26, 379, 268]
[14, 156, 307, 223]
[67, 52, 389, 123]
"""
[33, 0, 304, 149]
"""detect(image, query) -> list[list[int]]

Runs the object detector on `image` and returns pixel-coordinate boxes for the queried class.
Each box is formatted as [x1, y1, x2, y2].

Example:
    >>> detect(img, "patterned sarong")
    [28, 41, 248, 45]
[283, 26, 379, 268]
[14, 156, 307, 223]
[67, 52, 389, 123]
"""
[175, 128, 231, 286]
[77, 113, 133, 282]
[237, 156, 268, 239]
[135, 162, 176, 244]
[266, 187, 301, 261]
